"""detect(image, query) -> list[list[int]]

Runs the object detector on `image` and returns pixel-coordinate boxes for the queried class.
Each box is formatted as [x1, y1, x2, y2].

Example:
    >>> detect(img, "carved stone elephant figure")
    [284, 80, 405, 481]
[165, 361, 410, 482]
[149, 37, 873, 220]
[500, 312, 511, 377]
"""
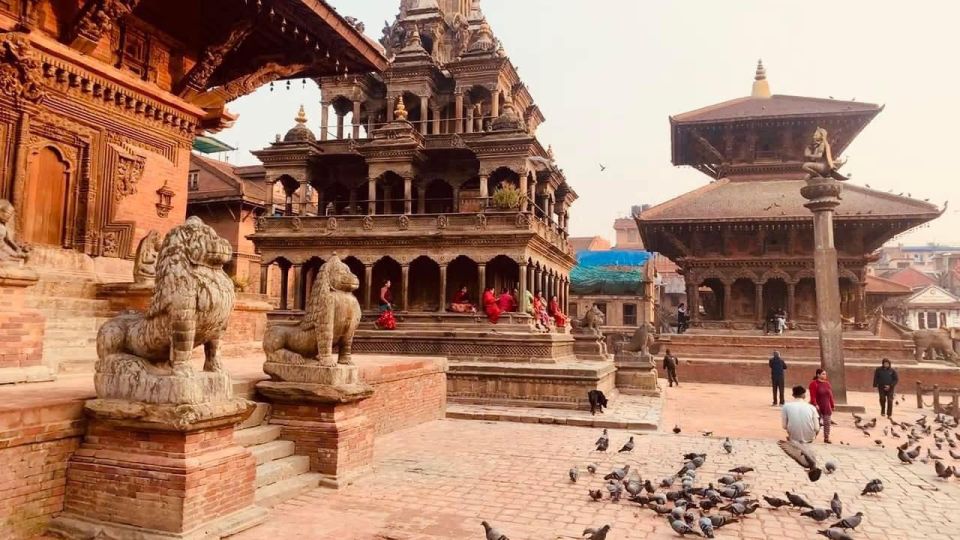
[911, 327, 960, 362]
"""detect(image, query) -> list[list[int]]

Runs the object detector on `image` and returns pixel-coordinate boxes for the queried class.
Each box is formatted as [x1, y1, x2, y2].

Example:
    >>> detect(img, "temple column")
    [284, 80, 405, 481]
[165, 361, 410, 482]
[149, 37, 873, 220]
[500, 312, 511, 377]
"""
[454, 92, 464, 134]
[336, 112, 344, 139]
[320, 100, 329, 141]
[452, 186, 460, 212]
[723, 282, 733, 321]
[291, 264, 303, 310]
[479, 173, 489, 201]
[259, 263, 269, 295]
[519, 173, 529, 212]
[687, 282, 700, 325]
[465, 106, 474, 134]
[279, 265, 289, 310]
[755, 282, 764, 324]
[518, 263, 528, 312]
[534, 267, 541, 295]
[564, 279, 570, 313]
[348, 187, 357, 213]
[855, 281, 867, 325]
[438, 262, 448, 312]
[265, 179, 276, 216]
[364, 263, 374, 310]
[787, 282, 797, 320]
[419, 96, 429, 135]
[383, 187, 393, 215]
[367, 113, 374, 135]
[529, 180, 538, 215]
[352, 100, 361, 139]
[417, 183, 426, 214]
[403, 177, 413, 215]
[478, 263, 486, 297]
[431, 106, 441, 134]
[367, 177, 376, 215]
[386, 95, 395, 122]
[401, 264, 410, 311]
[491, 91, 500, 118]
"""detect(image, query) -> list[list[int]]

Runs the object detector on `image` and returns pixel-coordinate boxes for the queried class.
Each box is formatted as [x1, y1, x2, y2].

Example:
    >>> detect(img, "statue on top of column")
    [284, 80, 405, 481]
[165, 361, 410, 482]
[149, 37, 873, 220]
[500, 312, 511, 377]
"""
[802, 127, 848, 181]
[0, 199, 30, 265]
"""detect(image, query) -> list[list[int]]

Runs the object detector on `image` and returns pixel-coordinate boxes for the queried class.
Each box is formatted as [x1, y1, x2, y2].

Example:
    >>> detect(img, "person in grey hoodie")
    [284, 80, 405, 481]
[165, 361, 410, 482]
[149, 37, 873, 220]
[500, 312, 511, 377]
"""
[769, 350, 788, 405]
[873, 358, 899, 417]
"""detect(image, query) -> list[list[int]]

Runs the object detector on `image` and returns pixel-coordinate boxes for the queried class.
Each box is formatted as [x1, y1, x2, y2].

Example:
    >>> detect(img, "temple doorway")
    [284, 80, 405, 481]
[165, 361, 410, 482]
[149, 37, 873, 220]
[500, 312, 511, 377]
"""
[408, 256, 440, 311]
[22, 146, 71, 246]
[762, 279, 788, 316]
[795, 278, 817, 320]
[699, 279, 724, 320]
[372, 257, 402, 308]
[486, 255, 519, 294]
[730, 278, 756, 320]
[446, 255, 479, 306]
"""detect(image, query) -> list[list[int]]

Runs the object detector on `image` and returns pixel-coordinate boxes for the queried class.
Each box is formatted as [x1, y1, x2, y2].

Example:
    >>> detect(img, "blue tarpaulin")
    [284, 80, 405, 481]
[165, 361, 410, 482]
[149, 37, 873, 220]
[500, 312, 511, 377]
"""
[570, 250, 651, 295]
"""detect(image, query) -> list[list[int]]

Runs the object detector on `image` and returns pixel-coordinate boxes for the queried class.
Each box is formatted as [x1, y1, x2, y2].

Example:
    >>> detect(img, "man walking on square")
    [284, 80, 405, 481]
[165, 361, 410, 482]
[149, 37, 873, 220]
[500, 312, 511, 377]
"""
[769, 350, 787, 406]
[873, 358, 899, 417]
[663, 349, 679, 387]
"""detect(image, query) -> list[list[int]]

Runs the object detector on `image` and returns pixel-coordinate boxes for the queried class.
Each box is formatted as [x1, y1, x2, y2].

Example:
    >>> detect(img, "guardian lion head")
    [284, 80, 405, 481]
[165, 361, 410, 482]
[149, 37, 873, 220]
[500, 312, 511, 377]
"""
[315, 254, 359, 293]
[156, 216, 233, 279]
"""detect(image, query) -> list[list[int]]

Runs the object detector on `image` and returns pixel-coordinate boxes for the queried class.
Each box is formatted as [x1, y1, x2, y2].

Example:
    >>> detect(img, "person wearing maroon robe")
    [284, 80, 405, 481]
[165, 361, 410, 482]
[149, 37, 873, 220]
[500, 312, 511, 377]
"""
[549, 296, 567, 327]
[496, 288, 516, 313]
[482, 287, 501, 324]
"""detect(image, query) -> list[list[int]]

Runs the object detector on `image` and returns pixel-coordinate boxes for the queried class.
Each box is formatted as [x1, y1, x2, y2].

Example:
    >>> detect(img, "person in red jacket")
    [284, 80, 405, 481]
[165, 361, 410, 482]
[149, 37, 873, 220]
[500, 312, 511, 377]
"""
[482, 286, 501, 324]
[808, 369, 836, 444]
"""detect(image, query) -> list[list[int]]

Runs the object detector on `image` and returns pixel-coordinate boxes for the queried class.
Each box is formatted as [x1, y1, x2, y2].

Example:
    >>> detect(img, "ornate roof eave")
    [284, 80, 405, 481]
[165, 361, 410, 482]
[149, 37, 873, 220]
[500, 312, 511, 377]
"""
[635, 214, 940, 226]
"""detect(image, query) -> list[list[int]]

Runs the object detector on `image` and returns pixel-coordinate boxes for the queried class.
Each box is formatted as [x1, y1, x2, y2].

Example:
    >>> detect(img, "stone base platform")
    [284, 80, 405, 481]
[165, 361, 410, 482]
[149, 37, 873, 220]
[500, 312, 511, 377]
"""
[658, 331, 915, 363]
[446, 392, 661, 430]
[353, 327, 577, 363]
[446, 360, 616, 410]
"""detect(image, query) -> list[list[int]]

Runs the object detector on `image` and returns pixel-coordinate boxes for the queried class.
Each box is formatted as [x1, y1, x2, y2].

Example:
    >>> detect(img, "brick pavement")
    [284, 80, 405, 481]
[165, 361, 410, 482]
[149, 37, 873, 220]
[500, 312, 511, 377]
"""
[231, 411, 960, 539]
[446, 392, 662, 430]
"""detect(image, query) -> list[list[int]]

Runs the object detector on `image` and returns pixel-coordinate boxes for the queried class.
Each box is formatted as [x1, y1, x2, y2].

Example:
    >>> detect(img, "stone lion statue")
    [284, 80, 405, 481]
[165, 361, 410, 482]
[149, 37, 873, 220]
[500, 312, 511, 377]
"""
[96, 217, 235, 379]
[263, 254, 362, 366]
[579, 304, 605, 336]
[911, 327, 960, 363]
[622, 321, 661, 357]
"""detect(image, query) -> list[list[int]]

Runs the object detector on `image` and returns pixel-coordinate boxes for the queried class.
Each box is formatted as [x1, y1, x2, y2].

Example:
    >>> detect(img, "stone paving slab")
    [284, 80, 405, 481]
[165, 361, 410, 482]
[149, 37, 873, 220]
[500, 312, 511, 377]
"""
[230, 417, 960, 540]
[447, 393, 662, 431]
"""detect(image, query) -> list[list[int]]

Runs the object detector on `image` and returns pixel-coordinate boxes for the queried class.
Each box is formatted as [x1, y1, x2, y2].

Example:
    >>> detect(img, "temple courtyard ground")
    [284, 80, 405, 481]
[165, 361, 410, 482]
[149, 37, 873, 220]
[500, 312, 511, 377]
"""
[225, 382, 960, 540]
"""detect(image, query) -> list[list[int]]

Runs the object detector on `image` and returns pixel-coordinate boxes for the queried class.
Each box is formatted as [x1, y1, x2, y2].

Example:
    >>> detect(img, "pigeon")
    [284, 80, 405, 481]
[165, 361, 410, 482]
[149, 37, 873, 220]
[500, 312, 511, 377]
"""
[569, 467, 579, 483]
[830, 511, 863, 530]
[605, 481, 622, 502]
[670, 507, 685, 521]
[588, 489, 603, 501]
[482, 521, 509, 540]
[935, 460, 954, 479]
[722, 438, 733, 454]
[897, 447, 914, 464]
[669, 518, 703, 537]
[950, 450, 960, 460]
[673, 425, 682, 434]
[604, 465, 629, 481]
[861, 480, 883, 495]
[786, 491, 814, 509]
[596, 438, 609, 452]
[802, 508, 834, 522]
[587, 463, 597, 474]
[716, 475, 736, 485]
[708, 515, 740, 528]
[648, 503, 673, 515]
[928, 448, 944, 460]
[830, 493, 842, 518]
[624, 479, 642, 498]
[698, 516, 715, 538]
[906, 445, 922, 459]
[596, 429, 608, 447]
[582, 525, 611, 540]
[763, 495, 791, 509]
[824, 461, 837, 474]
[643, 479, 656, 493]
[729, 466, 754, 474]
[618, 436, 635, 453]
[660, 476, 675, 488]
[720, 502, 747, 516]
[598, 164, 606, 172]
[701, 430, 713, 436]
[817, 529, 854, 540]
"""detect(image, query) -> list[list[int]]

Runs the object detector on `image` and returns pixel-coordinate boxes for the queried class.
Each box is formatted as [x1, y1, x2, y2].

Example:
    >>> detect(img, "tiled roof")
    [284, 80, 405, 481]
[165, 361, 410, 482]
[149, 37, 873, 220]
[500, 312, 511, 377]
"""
[671, 95, 880, 124]
[636, 178, 941, 223]
[865, 275, 913, 295]
[189, 154, 267, 204]
[569, 236, 611, 252]
[883, 267, 938, 290]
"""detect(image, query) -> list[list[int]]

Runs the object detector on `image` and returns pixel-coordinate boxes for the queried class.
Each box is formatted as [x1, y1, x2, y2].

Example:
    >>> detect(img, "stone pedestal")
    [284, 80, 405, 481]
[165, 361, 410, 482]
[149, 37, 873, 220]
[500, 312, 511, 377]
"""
[572, 330, 610, 361]
[49, 399, 264, 540]
[0, 265, 51, 384]
[96, 281, 155, 313]
[614, 351, 661, 396]
[257, 365, 375, 488]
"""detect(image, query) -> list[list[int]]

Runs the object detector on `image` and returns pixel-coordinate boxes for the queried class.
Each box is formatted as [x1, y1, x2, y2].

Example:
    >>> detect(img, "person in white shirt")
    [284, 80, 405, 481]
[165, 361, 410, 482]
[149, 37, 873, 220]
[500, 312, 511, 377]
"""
[779, 385, 823, 481]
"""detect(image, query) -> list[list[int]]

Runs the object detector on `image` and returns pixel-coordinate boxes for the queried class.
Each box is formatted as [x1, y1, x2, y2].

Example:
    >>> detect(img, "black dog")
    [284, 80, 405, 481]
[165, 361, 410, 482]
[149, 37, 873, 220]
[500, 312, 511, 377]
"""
[588, 390, 608, 415]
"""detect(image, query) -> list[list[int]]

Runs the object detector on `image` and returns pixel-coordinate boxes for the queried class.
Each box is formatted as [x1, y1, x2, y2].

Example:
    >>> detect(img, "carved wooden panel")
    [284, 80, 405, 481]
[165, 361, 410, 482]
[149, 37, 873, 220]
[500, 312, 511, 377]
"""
[22, 145, 72, 246]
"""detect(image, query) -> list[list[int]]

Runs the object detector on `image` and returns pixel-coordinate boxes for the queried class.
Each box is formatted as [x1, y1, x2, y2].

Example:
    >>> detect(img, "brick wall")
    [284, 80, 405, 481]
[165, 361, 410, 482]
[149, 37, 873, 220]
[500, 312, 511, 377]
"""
[0, 401, 85, 539]
[359, 358, 447, 436]
[0, 285, 44, 371]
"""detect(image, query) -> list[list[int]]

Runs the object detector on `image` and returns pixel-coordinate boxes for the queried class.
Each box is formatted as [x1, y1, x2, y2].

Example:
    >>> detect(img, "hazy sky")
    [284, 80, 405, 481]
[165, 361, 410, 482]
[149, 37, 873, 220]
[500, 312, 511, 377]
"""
[216, 0, 960, 246]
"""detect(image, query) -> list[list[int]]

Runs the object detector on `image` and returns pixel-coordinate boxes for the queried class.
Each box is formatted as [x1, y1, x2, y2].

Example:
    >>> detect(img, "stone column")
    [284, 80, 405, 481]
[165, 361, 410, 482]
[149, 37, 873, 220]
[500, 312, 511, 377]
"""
[491, 91, 500, 118]
[801, 179, 848, 405]
[478, 263, 486, 297]
[279, 265, 289, 310]
[787, 282, 797, 320]
[367, 177, 377, 215]
[417, 183, 426, 214]
[519, 173, 529, 212]
[401, 264, 410, 311]
[755, 282, 764, 324]
[403, 177, 413, 215]
[564, 280, 570, 313]
[419, 96, 429, 135]
[320, 100, 330, 141]
[438, 262, 448, 312]
[454, 92, 464, 133]
[854, 281, 867, 325]
[364, 263, 374, 310]
[687, 282, 701, 325]
[431, 106, 441, 134]
[519, 262, 528, 312]
[534, 267, 541, 295]
[386, 95, 395, 122]
[452, 186, 460, 212]
[479, 173, 489, 200]
[352, 100, 361, 139]
[348, 187, 357, 213]
[723, 282, 733, 321]
[260, 263, 269, 295]
[336, 113, 345, 139]
[291, 264, 303, 310]
[465, 106, 474, 134]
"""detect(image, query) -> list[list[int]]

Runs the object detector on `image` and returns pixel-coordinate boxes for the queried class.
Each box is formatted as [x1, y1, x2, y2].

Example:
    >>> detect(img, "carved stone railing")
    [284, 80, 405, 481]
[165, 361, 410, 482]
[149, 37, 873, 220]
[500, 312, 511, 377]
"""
[255, 211, 571, 255]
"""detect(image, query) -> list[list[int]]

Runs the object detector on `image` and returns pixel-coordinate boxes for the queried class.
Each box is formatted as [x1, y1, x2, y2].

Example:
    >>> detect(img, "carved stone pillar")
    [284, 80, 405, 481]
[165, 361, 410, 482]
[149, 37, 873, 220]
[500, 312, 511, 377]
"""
[479, 173, 489, 200]
[723, 281, 733, 321]
[336, 113, 345, 139]
[403, 177, 413, 215]
[419, 95, 429, 135]
[755, 282, 764, 323]
[454, 92, 464, 134]
[431, 106, 441, 134]
[367, 177, 376, 215]
[438, 262, 448, 312]
[787, 281, 797, 320]
[519, 173, 529, 212]
[320, 100, 330, 141]
[687, 282, 700, 325]
[855, 282, 867, 325]
[386, 95, 395, 122]
[452, 186, 460, 212]
[352, 100, 361, 139]
[478, 263, 486, 298]
[491, 90, 500, 118]
[533, 267, 541, 295]
[518, 263, 528, 312]
[401, 264, 410, 311]
[279, 265, 290, 310]
[348, 187, 357, 212]
[260, 263, 269, 295]
[417, 183, 426, 214]
[291, 264, 303, 310]
[364, 263, 374, 310]
[465, 106, 474, 134]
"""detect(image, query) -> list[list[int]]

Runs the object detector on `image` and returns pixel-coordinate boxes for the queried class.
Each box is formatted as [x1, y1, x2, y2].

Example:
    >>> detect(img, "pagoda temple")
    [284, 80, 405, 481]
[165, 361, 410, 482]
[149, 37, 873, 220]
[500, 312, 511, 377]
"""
[637, 62, 943, 330]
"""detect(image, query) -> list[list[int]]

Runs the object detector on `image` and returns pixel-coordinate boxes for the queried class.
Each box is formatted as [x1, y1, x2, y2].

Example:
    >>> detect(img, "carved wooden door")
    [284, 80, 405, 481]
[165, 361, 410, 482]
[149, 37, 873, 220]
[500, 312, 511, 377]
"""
[22, 147, 69, 246]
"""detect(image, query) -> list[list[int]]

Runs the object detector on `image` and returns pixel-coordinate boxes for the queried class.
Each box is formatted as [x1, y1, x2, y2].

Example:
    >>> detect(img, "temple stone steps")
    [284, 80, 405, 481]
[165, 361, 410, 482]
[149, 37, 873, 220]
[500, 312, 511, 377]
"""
[658, 332, 915, 362]
[233, 403, 321, 508]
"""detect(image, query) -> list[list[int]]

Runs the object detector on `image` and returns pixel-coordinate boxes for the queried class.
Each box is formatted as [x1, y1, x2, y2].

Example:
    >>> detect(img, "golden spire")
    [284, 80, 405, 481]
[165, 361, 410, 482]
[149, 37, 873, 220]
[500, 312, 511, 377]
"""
[294, 104, 307, 124]
[751, 59, 771, 98]
[394, 96, 409, 121]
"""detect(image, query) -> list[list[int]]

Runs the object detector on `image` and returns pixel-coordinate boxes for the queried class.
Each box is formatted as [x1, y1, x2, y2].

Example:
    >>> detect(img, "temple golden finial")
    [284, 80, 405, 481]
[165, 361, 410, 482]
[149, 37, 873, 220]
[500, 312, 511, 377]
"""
[751, 59, 771, 98]
[294, 104, 307, 124]
[394, 96, 409, 121]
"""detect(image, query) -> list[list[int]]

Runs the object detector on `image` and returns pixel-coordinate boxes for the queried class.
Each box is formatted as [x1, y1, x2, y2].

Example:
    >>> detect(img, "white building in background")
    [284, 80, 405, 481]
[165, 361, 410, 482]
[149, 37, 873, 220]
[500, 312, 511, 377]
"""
[903, 285, 960, 330]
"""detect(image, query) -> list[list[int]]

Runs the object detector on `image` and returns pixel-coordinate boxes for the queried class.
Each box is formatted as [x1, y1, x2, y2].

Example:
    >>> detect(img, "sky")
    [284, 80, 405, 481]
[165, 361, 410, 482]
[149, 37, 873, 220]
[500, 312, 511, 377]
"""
[215, 0, 960, 247]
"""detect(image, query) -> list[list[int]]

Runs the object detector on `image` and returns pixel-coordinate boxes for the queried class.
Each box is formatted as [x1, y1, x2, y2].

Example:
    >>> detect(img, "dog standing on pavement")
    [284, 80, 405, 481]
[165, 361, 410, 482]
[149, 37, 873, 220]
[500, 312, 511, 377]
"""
[588, 390, 608, 415]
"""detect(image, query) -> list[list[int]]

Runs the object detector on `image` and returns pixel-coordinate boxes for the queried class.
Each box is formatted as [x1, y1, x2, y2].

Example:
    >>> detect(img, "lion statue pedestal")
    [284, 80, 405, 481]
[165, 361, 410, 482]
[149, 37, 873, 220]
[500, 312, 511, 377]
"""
[50, 217, 266, 540]
[256, 254, 375, 488]
[614, 322, 662, 396]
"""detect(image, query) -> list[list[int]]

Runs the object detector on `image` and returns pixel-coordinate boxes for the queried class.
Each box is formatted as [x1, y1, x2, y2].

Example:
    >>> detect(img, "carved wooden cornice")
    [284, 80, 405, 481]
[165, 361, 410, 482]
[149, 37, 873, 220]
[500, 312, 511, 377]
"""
[67, 0, 142, 54]
[0, 32, 46, 105]
[178, 21, 255, 97]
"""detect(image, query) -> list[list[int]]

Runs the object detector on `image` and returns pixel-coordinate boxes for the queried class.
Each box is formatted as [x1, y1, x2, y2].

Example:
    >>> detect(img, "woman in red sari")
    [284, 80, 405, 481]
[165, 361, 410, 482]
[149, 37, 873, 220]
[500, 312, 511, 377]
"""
[375, 280, 396, 330]
[548, 295, 567, 327]
[449, 286, 476, 313]
[532, 291, 551, 328]
[482, 286, 501, 324]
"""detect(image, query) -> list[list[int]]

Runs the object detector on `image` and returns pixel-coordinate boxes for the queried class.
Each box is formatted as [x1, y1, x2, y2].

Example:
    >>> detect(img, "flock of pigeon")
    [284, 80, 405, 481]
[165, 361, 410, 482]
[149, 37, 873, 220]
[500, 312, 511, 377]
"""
[867, 411, 960, 482]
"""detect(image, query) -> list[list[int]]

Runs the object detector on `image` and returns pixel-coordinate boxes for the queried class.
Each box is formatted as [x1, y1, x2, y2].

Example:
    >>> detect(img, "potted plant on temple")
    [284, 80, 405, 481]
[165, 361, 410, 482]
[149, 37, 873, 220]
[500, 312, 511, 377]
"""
[491, 182, 521, 210]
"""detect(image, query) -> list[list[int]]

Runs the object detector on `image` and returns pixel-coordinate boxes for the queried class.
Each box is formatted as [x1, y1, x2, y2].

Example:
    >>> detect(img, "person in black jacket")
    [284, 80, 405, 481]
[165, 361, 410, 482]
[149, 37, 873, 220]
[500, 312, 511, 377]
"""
[873, 358, 899, 417]
[769, 350, 787, 405]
